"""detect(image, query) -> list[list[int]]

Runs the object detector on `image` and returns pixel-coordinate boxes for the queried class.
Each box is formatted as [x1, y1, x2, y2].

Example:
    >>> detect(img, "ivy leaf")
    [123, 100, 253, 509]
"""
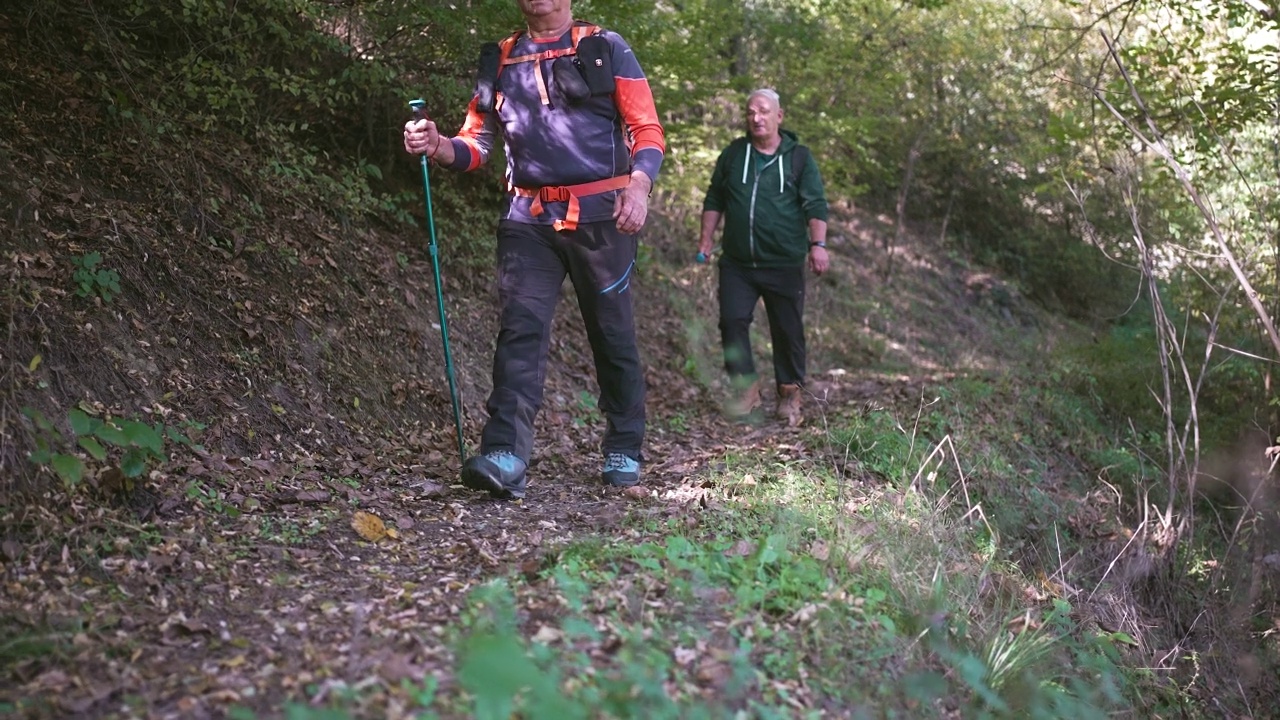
[95, 423, 129, 447]
[22, 407, 54, 432]
[68, 409, 102, 436]
[51, 454, 84, 485]
[121, 448, 148, 478]
[120, 420, 164, 456]
[79, 436, 108, 461]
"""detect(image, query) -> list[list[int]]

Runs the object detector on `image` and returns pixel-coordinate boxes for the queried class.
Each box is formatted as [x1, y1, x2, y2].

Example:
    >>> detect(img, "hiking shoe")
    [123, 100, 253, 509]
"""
[602, 452, 640, 487]
[727, 378, 762, 419]
[461, 451, 527, 499]
[776, 383, 803, 427]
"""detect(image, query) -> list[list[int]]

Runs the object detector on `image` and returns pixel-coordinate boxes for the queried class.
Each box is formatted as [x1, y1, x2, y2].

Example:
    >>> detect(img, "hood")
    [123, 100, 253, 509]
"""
[739, 129, 801, 192]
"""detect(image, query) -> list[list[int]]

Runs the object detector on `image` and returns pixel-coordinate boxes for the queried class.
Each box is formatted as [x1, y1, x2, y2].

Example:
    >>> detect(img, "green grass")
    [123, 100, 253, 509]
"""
[243, 348, 1196, 718]
[404, 374, 1142, 718]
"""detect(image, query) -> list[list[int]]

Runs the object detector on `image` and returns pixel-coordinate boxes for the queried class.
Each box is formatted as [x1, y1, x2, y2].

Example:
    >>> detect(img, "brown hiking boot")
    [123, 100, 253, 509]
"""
[727, 379, 762, 419]
[776, 383, 803, 426]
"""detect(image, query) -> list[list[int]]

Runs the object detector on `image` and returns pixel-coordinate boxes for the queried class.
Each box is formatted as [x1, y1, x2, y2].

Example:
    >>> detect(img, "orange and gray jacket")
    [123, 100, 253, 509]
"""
[702, 131, 828, 267]
[441, 21, 665, 231]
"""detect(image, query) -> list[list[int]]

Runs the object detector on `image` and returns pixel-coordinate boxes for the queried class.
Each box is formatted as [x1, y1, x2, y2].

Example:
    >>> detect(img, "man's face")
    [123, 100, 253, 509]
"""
[516, 0, 567, 20]
[746, 95, 783, 143]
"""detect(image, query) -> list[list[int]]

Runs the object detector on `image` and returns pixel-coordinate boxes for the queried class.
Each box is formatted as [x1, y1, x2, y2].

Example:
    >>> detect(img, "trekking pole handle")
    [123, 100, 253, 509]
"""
[695, 251, 708, 264]
[409, 98, 428, 122]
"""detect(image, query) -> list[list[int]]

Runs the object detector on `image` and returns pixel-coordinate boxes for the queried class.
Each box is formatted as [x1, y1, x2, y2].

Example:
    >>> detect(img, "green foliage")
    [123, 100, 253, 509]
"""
[453, 580, 730, 719]
[436, 459, 1133, 716]
[71, 252, 122, 303]
[924, 599, 1127, 719]
[21, 406, 195, 487]
[830, 409, 921, 483]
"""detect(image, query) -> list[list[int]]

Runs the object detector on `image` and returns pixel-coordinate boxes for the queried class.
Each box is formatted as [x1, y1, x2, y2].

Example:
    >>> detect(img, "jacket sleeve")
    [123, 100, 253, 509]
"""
[606, 31, 665, 183]
[442, 95, 499, 172]
[797, 148, 828, 222]
[701, 146, 731, 212]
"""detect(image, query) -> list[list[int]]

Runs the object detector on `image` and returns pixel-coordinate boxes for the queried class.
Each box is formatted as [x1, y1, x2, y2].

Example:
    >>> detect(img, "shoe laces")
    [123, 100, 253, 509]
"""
[603, 453, 638, 472]
[485, 450, 523, 472]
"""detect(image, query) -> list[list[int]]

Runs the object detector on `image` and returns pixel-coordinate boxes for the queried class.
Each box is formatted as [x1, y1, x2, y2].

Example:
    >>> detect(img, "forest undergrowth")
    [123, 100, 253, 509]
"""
[2, 1, 1278, 718]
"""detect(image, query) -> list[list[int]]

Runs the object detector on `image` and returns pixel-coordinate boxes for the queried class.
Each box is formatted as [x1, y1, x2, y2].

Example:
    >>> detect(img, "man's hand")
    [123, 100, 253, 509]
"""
[403, 118, 454, 165]
[698, 210, 723, 263]
[809, 245, 830, 275]
[695, 237, 713, 263]
[614, 171, 651, 234]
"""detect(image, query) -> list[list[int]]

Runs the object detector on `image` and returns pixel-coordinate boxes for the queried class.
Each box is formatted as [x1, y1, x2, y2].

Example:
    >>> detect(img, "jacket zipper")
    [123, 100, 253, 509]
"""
[747, 150, 780, 266]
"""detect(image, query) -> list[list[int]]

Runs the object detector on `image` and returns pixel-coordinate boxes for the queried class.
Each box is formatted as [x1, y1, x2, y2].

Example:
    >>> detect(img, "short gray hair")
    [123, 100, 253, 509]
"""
[747, 88, 781, 106]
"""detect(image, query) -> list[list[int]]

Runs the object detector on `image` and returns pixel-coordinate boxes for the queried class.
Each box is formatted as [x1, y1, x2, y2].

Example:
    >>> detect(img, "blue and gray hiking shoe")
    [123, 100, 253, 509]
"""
[461, 451, 527, 499]
[602, 452, 640, 487]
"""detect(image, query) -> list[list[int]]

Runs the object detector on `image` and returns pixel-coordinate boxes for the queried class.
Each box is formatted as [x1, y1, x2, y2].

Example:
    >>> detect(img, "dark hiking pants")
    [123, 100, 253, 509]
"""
[480, 219, 645, 463]
[717, 259, 806, 387]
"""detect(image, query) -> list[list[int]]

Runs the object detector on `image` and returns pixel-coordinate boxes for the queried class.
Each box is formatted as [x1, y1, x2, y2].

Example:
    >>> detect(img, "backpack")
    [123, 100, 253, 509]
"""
[475, 21, 614, 112]
[790, 144, 811, 184]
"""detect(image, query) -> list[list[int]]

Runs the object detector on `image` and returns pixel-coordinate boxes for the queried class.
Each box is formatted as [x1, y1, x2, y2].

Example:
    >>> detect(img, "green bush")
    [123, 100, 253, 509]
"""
[71, 252, 121, 303]
[22, 406, 195, 487]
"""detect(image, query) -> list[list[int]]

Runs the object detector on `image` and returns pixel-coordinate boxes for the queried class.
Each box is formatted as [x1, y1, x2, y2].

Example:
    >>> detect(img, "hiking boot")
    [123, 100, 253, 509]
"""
[602, 452, 640, 487]
[776, 383, 803, 427]
[461, 451, 527, 499]
[727, 378, 762, 419]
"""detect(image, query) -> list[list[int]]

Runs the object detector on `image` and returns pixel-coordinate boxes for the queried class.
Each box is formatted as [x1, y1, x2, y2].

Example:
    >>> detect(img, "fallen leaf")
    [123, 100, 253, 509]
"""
[175, 619, 211, 636]
[695, 658, 733, 687]
[623, 485, 650, 500]
[294, 490, 331, 504]
[724, 540, 755, 557]
[352, 511, 388, 542]
[531, 625, 563, 644]
[1006, 612, 1040, 633]
[790, 603, 821, 623]
[1, 540, 20, 562]
[809, 540, 829, 561]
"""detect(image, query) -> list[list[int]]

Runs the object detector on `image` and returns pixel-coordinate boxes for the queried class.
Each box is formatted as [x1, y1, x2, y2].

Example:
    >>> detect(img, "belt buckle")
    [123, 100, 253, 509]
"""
[540, 186, 570, 203]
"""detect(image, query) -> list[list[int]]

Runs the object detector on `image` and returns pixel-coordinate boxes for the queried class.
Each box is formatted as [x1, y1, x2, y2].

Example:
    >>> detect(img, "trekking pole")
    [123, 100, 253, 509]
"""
[409, 98, 466, 465]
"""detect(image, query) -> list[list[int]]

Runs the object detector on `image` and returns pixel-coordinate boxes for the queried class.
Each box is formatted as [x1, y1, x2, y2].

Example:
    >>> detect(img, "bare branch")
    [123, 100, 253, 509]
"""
[1095, 31, 1280, 364]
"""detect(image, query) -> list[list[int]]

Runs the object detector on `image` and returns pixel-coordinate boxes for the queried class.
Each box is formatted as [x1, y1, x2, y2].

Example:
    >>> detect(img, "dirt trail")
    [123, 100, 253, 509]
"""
[1, 333, 931, 718]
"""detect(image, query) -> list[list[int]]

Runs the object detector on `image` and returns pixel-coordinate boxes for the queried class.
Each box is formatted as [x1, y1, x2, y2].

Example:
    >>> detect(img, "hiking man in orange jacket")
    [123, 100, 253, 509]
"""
[404, 0, 664, 498]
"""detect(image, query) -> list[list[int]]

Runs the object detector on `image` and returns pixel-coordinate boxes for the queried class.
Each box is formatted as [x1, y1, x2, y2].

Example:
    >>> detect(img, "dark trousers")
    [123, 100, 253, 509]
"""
[481, 219, 645, 462]
[718, 259, 806, 387]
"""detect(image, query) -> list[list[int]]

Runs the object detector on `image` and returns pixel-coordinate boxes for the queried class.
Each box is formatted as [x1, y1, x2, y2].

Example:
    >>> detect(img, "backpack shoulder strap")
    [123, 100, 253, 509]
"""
[790, 144, 810, 183]
[570, 21, 601, 45]
[501, 21, 600, 68]
[495, 30, 522, 71]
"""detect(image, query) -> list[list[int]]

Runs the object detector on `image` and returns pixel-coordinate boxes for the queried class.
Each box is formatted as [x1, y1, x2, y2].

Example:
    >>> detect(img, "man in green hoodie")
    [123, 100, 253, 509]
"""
[698, 88, 829, 426]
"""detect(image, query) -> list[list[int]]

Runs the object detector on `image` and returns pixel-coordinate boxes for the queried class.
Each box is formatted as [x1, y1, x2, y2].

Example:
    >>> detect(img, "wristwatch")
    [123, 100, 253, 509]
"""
[809, 241, 826, 249]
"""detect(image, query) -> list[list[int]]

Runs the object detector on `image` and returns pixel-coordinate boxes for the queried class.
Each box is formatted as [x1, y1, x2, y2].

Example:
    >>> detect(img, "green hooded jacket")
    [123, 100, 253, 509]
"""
[702, 130, 828, 268]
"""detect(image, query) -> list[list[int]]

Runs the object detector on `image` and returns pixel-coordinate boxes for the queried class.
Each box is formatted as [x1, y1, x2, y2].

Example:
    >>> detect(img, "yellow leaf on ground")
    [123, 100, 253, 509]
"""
[351, 511, 388, 542]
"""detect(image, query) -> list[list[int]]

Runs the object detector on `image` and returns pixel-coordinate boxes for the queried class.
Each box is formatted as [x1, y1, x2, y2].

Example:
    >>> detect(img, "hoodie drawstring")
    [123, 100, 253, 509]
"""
[741, 143, 787, 192]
